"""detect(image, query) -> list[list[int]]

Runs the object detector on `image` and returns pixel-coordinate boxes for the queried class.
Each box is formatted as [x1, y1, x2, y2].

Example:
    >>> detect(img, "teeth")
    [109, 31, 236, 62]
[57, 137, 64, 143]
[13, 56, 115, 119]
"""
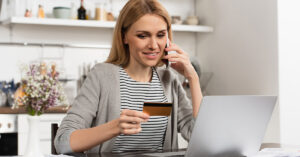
[145, 53, 156, 56]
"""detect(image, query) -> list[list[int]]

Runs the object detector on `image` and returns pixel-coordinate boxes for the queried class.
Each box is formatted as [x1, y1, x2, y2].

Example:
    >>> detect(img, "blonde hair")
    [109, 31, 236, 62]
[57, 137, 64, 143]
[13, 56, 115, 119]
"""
[105, 0, 172, 67]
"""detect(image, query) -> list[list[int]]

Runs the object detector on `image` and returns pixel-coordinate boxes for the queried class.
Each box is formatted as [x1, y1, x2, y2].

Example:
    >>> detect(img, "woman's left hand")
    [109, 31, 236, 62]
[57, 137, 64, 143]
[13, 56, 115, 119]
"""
[163, 42, 197, 80]
[164, 42, 202, 118]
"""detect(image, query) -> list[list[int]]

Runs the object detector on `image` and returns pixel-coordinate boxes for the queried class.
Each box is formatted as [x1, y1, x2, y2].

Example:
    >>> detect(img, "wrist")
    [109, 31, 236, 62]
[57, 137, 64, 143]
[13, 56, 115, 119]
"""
[186, 71, 199, 82]
[110, 119, 121, 136]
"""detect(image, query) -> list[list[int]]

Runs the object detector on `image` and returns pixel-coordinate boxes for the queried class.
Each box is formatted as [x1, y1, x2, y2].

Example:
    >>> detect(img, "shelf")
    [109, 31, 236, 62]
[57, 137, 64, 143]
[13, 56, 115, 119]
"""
[2, 17, 213, 33]
[2, 17, 115, 28]
[0, 42, 111, 49]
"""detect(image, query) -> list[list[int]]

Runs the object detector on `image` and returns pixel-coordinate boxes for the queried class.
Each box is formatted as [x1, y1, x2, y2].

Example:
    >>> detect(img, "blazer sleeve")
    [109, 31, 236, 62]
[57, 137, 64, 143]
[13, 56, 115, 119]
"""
[54, 66, 101, 154]
[175, 77, 195, 141]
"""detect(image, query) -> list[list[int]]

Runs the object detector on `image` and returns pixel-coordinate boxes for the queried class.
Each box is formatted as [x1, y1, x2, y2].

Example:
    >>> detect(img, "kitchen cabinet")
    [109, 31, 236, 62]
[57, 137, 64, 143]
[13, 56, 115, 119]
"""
[17, 114, 66, 155]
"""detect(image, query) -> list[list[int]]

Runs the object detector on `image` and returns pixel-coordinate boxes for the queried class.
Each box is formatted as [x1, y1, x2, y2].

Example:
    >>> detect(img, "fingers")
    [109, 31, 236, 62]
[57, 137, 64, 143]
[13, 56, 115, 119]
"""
[119, 115, 146, 123]
[120, 122, 141, 129]
[163, 42, 196, 78]
[163, 53, 188, 60]
[163, 42, 189, 61]
[119, 109, 149, 135]
[121, 109, 150, 121]
[168, 57, 184, 63]
[163, 41, 190, 67]
[119, 122, 142, 135]
[121, 127, 142, 135]
[165, 42, 185, 54]
[163, 53, 190, 68]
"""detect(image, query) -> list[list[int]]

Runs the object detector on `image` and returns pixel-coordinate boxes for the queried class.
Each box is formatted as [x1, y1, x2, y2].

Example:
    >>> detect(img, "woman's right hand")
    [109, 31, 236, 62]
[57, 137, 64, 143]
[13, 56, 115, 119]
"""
[68, 109, 149, 153]
[118, 109, 150, 135]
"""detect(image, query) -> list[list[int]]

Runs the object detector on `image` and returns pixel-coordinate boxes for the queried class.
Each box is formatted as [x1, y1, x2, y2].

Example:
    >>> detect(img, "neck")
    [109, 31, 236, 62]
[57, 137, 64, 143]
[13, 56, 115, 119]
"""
[124, 63, 152, 83]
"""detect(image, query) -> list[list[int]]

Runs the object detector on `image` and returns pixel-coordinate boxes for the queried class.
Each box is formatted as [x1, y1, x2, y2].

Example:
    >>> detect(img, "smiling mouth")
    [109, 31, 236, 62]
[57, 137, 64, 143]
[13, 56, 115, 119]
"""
[143, 52, 159, 56]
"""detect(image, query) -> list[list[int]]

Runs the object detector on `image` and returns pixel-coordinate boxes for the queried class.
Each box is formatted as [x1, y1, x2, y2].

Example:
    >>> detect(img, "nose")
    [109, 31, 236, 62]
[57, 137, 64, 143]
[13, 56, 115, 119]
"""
[148, 37, 159, 50]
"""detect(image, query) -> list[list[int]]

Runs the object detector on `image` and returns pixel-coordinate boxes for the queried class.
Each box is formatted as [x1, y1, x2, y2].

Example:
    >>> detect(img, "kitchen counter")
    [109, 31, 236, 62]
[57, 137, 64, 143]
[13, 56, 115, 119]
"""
[0, 106, 69, 114]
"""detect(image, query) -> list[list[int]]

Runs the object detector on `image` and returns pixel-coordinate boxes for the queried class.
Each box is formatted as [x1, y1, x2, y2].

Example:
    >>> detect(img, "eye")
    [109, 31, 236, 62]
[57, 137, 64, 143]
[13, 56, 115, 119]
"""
[137, 34, 147, 39]
[157, 33, 166, 38]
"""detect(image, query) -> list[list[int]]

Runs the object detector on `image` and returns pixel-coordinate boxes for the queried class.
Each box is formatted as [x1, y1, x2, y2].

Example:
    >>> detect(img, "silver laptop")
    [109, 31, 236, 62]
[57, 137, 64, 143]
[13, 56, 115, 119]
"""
[145, 95, 277, 157]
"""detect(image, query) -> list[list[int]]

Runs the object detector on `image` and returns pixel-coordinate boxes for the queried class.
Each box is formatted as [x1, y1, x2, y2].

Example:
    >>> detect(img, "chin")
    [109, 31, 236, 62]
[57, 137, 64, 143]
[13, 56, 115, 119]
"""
[144, 60, 160, 67]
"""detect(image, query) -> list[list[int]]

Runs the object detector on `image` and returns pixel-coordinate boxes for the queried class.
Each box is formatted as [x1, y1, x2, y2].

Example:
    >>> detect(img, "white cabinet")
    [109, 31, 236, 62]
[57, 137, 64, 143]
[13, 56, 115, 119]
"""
[17, 114, 66, 155]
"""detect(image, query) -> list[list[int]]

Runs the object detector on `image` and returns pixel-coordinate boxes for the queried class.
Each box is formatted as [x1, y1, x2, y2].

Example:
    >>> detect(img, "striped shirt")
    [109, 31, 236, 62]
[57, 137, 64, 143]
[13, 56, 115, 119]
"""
[112, 67, 168, 152]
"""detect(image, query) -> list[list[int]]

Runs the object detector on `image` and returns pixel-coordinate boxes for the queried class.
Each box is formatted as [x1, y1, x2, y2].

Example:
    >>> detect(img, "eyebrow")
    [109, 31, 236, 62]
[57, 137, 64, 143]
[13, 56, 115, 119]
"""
[136, 29, 167, 33]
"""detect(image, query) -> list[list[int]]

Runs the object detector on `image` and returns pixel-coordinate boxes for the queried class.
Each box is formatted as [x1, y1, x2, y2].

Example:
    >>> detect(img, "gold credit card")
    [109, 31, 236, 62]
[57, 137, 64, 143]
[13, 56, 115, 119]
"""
[143, 102, 172, 116]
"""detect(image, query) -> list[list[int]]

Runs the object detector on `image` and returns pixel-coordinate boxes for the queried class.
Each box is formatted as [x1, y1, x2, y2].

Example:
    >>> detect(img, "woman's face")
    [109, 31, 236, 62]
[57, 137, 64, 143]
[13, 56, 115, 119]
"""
[124, 14, 168, 68]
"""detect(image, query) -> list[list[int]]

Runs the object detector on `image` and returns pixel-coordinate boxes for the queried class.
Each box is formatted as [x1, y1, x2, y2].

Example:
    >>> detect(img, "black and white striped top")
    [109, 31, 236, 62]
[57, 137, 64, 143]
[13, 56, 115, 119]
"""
[112, 67, 168, 152]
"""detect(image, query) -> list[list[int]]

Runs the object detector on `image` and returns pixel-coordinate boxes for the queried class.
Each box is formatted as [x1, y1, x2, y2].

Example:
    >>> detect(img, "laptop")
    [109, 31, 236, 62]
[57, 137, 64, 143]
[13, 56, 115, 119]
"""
[143, 95, 277, 157]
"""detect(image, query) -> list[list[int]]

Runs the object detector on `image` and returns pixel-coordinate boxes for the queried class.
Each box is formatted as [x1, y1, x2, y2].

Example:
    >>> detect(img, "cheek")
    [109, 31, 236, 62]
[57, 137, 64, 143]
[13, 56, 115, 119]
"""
[159, 41, 166, 52]
[132, 38, 147, 49]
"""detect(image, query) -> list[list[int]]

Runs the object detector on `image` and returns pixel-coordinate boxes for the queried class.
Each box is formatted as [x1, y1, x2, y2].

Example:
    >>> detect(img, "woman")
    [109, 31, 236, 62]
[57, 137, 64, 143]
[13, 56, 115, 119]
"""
[55, 0, 202, 154]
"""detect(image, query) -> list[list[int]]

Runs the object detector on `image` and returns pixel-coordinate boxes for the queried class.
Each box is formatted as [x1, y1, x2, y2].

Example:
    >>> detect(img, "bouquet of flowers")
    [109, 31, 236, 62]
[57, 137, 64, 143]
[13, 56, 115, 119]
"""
[14, 63, 67, 116]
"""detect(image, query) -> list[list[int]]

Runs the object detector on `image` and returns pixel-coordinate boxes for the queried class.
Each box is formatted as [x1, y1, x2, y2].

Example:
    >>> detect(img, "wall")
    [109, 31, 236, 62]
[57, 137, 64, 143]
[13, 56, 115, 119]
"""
[278, 0, 300, 146]
[196, 0, 279, 143]
[0, 25, 113, 81]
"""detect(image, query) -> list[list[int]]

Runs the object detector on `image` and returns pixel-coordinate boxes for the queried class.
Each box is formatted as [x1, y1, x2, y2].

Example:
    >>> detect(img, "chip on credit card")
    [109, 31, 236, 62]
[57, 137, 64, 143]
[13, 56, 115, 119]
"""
[143, 102, 172, 116]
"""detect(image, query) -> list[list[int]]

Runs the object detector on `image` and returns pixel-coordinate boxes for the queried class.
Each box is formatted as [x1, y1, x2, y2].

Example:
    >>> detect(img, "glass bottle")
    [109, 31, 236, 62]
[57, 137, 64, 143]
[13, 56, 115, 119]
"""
[38, 5, 45, 18]
[100, 3, 107, 21]
[71, 2, 77, 19]
[78, 0, 87, 20]
[95, 3, 101, 21]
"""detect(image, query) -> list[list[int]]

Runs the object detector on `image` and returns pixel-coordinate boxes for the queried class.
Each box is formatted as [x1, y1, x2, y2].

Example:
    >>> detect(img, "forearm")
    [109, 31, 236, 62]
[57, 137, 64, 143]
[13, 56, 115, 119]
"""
[70, 119, 120, 152]
[187, 73, 202, 118]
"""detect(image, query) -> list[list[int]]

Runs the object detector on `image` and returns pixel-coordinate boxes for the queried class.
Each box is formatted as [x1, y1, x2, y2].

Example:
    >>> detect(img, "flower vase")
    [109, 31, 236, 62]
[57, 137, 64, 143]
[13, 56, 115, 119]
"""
[23, 115, 44, 157]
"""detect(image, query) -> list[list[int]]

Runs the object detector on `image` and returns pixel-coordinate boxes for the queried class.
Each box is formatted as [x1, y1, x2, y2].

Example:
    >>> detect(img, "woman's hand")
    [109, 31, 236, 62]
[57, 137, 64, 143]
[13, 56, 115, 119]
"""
[163, 42, 202, 118]
[118, 109, 150, 135]
[163, 42, 197, 80]
[69, 110, 149, 152]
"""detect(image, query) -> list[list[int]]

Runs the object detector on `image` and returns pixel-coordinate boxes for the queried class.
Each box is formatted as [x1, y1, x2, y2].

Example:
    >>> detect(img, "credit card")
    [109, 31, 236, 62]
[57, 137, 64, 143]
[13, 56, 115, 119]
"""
[143, 102, 172, 116]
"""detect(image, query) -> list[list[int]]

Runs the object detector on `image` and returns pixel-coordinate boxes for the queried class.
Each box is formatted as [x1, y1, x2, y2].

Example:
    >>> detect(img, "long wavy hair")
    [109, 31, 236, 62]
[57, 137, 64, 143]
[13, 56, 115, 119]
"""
[105, 0, 172, 67]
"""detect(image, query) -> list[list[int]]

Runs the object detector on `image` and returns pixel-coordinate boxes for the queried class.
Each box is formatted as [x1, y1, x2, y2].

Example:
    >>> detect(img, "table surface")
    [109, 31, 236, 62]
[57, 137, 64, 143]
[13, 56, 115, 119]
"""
[74, 149, 186, 157]
[2, 143, 297, 157]
[0, 106, 69, 114]
[0, 149, 187, 157]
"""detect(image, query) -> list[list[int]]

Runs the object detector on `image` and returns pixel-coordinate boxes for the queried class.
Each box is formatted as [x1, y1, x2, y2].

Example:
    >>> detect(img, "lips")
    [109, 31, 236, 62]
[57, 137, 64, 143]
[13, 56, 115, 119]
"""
[143, 52, 160, 59]
[143, 52, 159, 55]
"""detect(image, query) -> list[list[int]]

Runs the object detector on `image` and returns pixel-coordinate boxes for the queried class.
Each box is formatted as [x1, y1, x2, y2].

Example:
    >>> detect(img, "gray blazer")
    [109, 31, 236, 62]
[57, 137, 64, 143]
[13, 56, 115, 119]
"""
[55, 63, 195, 154]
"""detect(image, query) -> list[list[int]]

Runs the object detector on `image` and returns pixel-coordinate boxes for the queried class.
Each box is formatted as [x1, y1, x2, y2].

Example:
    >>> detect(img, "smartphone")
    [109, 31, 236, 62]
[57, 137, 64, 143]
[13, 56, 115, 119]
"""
[143, 102, 172, 116]
[162, 34, 169, 68]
